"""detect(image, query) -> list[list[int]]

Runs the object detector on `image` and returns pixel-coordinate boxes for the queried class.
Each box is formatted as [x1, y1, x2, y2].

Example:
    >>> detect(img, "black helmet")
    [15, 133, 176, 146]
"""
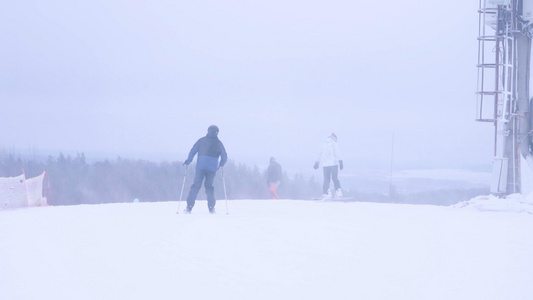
[208, 125, 219, 134]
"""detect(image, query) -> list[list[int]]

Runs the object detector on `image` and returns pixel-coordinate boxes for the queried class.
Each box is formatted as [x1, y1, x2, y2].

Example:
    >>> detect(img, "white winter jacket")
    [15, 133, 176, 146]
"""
[316, 137, 341, 167]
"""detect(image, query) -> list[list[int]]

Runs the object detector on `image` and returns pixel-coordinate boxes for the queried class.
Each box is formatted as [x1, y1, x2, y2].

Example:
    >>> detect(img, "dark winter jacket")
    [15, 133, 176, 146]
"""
[267, 159, 282, 183]
[185, 130, 228, 172]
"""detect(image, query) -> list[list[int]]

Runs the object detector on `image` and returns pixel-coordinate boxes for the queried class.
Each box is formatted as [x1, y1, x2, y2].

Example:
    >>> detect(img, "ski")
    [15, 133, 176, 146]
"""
[312, 197, 355, 201]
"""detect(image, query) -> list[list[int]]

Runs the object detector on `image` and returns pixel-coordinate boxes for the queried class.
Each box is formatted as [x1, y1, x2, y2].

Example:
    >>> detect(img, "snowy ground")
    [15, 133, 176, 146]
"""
[1, 198, 532, 300]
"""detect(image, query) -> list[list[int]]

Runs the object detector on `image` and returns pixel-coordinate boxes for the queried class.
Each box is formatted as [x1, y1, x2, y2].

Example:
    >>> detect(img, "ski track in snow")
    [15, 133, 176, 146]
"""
[1, 199, 532, 300]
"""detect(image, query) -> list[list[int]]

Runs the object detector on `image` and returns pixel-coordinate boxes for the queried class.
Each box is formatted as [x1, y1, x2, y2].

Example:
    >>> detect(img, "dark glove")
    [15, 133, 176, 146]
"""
[183, 159, 191, 166]
[313, 162, 319, 170]
[339, 160, 343, 170]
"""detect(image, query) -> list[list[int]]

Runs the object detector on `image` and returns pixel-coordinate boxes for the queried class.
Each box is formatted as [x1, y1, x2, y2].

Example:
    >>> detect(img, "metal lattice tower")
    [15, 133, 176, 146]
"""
[476, 0, 533, 196]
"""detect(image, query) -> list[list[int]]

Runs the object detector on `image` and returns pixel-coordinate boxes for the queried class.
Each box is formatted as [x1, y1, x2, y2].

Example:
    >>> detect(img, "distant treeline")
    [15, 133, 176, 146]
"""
[0, 152, 321, 205]
[0, 151, 489, 206]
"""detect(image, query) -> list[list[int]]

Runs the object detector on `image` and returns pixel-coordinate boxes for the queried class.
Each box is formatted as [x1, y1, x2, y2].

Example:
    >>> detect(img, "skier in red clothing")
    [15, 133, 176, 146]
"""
[266, 157, 282, 199]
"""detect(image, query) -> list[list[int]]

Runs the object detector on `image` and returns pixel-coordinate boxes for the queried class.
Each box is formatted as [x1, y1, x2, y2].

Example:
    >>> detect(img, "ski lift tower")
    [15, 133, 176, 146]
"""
[477, 0, 533, 196]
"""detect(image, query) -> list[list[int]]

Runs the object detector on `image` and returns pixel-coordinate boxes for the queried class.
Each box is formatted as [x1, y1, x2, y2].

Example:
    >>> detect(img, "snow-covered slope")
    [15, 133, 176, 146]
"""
[1, 199, 532, 300]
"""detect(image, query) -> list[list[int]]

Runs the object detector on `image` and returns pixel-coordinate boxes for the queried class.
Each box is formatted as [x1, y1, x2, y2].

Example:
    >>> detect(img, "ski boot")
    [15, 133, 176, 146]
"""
[320, 190, 332, 201]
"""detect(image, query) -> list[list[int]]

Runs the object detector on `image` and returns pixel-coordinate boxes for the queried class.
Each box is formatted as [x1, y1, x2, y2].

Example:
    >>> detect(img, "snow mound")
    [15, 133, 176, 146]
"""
[453, 193, 533, 214]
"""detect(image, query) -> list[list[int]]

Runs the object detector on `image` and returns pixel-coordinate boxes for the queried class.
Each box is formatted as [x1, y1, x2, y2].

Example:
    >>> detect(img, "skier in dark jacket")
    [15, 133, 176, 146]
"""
[183, 125, 228, 214]
[266, 157, 282, 199]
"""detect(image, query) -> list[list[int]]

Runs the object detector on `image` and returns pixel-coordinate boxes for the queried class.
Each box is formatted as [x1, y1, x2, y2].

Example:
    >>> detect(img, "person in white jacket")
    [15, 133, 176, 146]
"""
[314, 133, 343, 199]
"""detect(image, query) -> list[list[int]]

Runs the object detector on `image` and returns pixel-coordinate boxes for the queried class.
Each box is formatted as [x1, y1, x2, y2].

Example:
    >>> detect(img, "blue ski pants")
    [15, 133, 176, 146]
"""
[186, 169, 216, 208]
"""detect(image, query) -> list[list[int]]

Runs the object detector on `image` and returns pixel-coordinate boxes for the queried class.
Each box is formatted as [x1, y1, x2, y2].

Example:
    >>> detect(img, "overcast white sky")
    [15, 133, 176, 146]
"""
[0, 0, 493, 172]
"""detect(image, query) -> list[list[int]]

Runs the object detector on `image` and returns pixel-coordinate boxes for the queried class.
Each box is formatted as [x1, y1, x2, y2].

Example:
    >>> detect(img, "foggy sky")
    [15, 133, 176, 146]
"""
[1, 0, 492, 173]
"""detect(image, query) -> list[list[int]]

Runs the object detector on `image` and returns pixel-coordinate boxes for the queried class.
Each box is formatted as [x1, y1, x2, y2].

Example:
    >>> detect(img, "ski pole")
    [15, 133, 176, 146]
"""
[176, 165, 188, 214]
[222, 166, 229, 214]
